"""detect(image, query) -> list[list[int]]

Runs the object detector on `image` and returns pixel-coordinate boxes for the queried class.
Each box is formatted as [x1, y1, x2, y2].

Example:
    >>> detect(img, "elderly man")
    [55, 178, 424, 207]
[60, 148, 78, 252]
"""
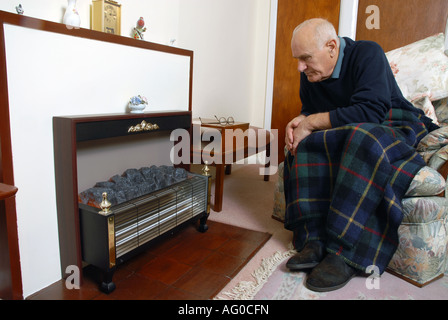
[283, 18, 438, 292]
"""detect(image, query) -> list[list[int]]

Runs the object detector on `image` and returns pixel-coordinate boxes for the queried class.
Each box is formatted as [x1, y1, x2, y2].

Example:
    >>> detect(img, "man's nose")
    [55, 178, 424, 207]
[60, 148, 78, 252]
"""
[298, 60, 307, 73]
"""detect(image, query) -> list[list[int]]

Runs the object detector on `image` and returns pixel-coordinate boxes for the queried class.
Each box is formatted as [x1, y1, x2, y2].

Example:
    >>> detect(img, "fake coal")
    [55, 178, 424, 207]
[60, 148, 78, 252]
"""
[78, 165, 189, 208]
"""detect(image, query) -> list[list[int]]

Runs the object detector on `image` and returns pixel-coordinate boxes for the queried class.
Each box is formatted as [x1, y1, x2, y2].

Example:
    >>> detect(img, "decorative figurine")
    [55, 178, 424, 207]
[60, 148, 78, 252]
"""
[63, 0, 81, 29]
[133, 17, 146, 40]
[128, 95, 148, 113]
[15, 4, 24, 15]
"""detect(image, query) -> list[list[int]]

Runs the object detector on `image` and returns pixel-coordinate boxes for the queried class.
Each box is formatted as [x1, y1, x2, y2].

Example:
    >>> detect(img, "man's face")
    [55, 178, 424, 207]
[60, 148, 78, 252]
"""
[291, 33, 336, 83]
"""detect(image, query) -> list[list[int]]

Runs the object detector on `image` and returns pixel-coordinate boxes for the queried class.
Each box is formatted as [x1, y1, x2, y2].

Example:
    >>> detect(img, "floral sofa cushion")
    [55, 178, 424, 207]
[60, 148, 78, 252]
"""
[386, 33, 448, 125]
[417, 126, 448, 166]
[386, 33, 448, 102]
[428, 145, 448, 171]
[434, 97, 448, 126]
[405, 166, 445, 197]
[417, 126, 448, 153]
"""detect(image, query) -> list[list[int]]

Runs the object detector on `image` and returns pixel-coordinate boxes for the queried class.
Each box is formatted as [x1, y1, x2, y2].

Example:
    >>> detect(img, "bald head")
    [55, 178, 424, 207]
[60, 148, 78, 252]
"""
[291, 19, 339, 82]
[292, 18, 338, 50]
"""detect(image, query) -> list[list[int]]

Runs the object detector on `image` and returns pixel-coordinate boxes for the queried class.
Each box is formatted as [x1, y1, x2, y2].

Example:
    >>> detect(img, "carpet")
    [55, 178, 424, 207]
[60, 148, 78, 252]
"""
[203, 163, 292, 299]
[218, 247, 448, 300]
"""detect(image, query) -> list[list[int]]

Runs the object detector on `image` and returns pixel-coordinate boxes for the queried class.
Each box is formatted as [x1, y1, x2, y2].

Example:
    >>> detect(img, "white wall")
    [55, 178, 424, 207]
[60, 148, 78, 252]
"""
[177, 0, 271, 127]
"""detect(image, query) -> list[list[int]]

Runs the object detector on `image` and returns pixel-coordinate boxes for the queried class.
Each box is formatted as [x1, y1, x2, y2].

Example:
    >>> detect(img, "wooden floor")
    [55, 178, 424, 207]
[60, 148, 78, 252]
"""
[27, 220, 271, 300]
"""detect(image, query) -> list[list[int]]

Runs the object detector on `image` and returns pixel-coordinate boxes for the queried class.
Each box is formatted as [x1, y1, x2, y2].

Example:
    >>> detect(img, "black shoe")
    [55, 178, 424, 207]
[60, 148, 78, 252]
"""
[305, 253, 358, 292]
[286, 241, 326, 271]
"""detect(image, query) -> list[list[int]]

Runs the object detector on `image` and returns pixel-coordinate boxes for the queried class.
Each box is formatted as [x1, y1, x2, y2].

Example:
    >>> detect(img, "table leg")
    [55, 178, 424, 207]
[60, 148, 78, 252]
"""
[264, 142, 270, 182]
[212, 164, 225, 212]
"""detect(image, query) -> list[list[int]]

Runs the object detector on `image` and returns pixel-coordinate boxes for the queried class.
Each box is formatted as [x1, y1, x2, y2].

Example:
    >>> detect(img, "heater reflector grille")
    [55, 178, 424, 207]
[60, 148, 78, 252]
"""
[113, 175, 207, 258]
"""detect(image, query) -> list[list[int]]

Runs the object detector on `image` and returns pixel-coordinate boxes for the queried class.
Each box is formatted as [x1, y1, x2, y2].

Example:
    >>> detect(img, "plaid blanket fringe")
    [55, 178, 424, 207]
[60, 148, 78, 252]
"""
[284, 109, 430, 273]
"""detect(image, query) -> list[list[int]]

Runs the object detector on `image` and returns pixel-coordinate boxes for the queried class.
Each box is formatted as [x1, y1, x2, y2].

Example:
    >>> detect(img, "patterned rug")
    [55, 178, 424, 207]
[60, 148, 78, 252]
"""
[219, 247, 448, 300]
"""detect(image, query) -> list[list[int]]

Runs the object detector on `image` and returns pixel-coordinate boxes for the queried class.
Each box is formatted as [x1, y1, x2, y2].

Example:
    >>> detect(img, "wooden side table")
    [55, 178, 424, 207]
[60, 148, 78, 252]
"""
[191, 121, 272, 212]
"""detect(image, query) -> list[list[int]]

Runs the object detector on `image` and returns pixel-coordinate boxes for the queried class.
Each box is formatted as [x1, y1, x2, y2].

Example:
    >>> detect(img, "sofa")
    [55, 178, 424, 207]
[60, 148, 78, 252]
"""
[273, 33, 448, 286]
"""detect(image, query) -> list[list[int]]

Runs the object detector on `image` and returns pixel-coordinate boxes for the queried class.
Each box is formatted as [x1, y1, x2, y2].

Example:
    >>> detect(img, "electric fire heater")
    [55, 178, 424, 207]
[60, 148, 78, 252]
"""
[78, 164, 211, 294]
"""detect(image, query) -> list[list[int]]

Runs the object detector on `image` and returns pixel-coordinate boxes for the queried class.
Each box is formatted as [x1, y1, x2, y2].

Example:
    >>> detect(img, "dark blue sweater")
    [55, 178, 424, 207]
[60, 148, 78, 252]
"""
[300, 37, 438, 132]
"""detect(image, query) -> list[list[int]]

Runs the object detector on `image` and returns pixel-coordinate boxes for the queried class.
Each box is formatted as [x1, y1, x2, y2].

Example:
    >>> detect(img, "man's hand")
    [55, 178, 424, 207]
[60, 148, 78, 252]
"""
[285, 115, 306, 154]
[285, 113, 332, 156]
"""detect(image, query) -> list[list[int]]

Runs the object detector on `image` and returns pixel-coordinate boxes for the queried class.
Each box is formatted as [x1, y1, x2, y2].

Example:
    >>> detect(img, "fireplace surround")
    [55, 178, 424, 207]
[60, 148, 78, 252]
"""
[53, 111, 210, 292]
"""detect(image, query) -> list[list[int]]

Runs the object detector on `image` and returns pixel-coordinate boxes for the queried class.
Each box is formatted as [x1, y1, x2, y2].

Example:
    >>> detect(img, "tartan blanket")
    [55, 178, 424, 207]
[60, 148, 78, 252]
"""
[283, 109, 430, 273]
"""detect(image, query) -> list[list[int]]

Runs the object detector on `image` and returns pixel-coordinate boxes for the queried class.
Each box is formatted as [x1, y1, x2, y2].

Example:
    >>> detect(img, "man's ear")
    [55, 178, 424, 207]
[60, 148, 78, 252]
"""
[327, 39, 338, 57]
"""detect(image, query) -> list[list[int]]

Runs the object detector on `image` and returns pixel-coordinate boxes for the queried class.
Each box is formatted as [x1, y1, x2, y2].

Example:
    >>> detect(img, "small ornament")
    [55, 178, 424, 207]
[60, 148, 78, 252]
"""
[128, 95, 148, 113]
[15, 4, 24, 15]
[63, 0, 81, 29]
[133, 17, 147, 40]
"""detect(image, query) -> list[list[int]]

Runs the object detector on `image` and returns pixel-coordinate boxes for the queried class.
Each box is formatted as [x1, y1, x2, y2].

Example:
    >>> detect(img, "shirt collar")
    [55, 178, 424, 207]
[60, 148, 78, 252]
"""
[331, 37, 346, 79]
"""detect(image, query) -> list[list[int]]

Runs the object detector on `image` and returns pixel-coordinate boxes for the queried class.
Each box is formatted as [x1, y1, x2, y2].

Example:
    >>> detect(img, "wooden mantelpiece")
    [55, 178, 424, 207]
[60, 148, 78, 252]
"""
[53, 111, 192, 282]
